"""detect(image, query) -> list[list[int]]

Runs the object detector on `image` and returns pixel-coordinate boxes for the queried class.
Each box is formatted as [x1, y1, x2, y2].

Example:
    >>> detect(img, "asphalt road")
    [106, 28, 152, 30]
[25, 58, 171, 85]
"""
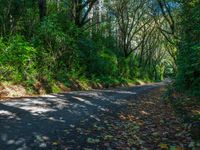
[0, 83, 165, 150]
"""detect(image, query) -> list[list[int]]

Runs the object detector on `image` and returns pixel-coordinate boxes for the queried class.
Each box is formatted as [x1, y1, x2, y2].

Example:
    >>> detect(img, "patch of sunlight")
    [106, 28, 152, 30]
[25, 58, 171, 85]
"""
[48, 117, 66, 123]
[75, 92, 100, 97]
[24, 99, 48, 105]
[114, 90, 137, 95]
[113, 99, 129, 105]
[0, 110, 13, 116]
[101, 90, 137, 95]
[3, 99, 48, 107]
[41, 95, 57, 98]
[97, 106, 110, 112]
[0, 110, 18, 119]
[20, 106, 56, 115]
[2, 97, 70, 115]
[140, 110, 149, 115]
[72, 96, 111, 113]
[192, 109, 200, 115]
[72, 96, 96, 106]
[50, 98, 69, 109]
[73, 92, 111, 101]
[90, 114, 101, 121]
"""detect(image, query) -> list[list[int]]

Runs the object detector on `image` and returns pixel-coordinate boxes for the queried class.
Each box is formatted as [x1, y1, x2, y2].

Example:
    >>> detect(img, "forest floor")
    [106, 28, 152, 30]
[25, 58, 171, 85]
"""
[0, 82, 195, 150]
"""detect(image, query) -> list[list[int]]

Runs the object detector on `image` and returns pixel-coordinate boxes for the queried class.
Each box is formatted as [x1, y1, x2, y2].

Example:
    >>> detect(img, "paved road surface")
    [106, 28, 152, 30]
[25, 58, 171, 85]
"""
[0, 83, 165, 150]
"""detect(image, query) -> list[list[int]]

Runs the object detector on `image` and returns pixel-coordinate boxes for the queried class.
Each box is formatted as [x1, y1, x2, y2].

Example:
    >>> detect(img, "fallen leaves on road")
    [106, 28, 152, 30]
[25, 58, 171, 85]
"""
[52, 87, 194, 149]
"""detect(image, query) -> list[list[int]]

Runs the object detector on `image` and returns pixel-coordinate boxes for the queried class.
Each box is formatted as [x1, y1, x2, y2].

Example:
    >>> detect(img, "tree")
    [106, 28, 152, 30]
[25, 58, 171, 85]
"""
[176, 0, 200, 95]
[112, 0, 150, 58]
[69, 0, 98, 27]
[38, 0, 47, 21]
[147, 0, 178, 73]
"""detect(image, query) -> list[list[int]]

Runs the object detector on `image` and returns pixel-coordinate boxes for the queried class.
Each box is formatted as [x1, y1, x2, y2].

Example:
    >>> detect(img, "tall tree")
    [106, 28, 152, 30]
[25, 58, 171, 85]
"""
[112, 0, 149, 58]
[70, 0, 98, 27]
[38, 0, 47, 21]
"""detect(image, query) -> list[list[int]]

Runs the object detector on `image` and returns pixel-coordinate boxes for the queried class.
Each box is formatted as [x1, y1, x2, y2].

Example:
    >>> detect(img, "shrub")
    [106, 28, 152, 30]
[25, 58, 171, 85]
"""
[33, 15, 80, 82]
[0, 35, 37, 82]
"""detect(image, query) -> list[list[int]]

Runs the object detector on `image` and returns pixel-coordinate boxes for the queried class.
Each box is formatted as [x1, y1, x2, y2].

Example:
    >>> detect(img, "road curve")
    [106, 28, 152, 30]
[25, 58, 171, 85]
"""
[0, 83, 165, 150]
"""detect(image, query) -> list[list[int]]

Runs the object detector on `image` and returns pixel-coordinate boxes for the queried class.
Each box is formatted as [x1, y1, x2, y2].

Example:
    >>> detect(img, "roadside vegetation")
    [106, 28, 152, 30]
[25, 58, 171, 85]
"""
[0, 0, 175, 97]
[163, 1, 200, 146]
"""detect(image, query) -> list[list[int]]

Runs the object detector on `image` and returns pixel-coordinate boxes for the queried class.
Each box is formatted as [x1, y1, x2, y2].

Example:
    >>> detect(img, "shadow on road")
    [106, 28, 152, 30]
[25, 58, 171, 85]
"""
[0, 84, 162, 149]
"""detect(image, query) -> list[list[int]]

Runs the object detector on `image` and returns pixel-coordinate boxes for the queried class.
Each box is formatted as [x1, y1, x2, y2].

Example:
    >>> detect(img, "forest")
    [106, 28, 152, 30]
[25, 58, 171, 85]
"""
[0, 0, 173, 93]
[0, 0, 199, 95]
[0, 0, 200, 149]
[0, 0, 199, 96]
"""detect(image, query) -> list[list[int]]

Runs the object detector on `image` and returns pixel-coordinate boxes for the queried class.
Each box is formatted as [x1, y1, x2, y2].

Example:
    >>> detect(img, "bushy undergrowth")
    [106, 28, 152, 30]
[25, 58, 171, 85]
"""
[0, 15, 158, 94]
[176, 1, 200, 97]
[0, 36, 37, 82]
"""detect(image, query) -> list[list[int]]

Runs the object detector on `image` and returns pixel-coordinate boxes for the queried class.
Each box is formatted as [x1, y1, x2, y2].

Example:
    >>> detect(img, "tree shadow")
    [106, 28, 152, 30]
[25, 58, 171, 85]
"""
[0, 84, 159, 149]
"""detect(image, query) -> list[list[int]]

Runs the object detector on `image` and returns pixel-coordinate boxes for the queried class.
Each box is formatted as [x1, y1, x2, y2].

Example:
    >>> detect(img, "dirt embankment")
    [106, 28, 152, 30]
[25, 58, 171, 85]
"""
[0, 79, 149, 100]
[0, 83, 27, 99]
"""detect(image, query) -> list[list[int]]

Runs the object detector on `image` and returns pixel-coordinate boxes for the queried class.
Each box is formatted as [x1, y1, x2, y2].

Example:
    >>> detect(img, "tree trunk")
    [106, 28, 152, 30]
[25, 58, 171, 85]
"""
[38, 0, 46, 21]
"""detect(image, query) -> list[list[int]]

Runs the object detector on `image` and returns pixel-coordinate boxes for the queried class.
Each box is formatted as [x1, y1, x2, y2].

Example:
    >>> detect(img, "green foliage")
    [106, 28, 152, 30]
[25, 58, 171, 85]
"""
[0, 35, 37, 82]
[0, 0, 37, 36]
[0, 0, 172, 94]
[89, 49, 118, 77]
[33, 15, 81, 82]
[76, 33, 119, 78]
[176, 0, 200, 96]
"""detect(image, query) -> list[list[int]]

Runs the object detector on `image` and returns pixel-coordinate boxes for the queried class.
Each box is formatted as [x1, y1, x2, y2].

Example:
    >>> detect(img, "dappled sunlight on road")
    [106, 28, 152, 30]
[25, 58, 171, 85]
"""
[0, 84, 163, 149]
[72, 96, 96, 106]
[0, 110, 19, 119]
